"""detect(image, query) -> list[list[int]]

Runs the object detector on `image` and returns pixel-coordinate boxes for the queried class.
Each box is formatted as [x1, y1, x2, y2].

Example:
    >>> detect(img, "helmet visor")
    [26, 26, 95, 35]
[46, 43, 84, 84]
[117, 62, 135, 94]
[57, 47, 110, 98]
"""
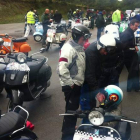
[83, 33, 91, 40]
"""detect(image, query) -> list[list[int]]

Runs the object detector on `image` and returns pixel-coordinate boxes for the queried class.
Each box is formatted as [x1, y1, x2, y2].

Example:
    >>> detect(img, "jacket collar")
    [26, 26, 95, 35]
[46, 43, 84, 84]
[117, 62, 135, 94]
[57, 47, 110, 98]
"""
[128, 26, 135, 33]
[68, 38, 84, 52]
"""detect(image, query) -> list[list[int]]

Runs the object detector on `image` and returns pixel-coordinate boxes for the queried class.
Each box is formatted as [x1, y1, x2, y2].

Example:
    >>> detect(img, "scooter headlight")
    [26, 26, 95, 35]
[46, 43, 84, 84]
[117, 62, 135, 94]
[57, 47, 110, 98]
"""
[22, 74, 28, 83]
[16, 53, 27, 63]
[88, 111, 104, 126]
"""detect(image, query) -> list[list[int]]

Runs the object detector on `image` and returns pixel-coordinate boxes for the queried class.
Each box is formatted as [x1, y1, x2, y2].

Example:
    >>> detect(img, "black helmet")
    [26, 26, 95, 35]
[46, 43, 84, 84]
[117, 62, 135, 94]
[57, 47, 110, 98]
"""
[72, 25, 91, 43]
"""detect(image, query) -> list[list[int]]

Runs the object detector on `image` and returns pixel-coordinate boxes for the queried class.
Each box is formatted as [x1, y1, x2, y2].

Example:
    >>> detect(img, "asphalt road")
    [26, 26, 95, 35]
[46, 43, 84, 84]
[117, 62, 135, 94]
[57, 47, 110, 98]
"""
[0, 23, 140, 140]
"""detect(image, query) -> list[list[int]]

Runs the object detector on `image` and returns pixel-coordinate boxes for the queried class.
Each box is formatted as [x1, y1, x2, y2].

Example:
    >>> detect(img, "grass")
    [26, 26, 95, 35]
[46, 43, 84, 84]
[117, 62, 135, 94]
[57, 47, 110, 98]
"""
[0, 1, 87, 24]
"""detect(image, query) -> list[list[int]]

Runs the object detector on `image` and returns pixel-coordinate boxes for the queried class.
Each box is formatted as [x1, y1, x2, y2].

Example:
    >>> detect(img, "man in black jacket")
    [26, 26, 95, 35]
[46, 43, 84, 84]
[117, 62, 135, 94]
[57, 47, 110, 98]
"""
[120, 19, 140, 92]
[85, 34, 117, 108]
[95, 11, 105, 40]
[41, 9, 52, 47]
[99, 40, 123, 89]
[53, 10, 62, 23]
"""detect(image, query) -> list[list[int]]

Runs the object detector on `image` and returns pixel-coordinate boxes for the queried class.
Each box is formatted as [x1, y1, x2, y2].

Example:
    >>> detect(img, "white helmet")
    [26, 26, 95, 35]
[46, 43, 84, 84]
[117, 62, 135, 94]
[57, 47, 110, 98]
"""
[104, 24, 120, 40]
[131, 12, 136, 17]
[97, 34, 116, 53]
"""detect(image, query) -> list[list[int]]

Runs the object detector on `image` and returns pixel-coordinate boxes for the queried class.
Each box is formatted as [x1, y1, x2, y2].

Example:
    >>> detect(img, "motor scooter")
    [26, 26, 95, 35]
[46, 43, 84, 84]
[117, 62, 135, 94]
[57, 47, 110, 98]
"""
[0, 39, 52, 111]
[0, 105, 38, 140]
[119, 19, 129, 33]
[0, 34, 31, 55]
[33, 22, 43, 42]
[33, 20, 67, 42]
[60, 106, 137, 140]
[82, 17, 91, 28]
[45, 22, 68, 51]
[68, 18, 82, 29]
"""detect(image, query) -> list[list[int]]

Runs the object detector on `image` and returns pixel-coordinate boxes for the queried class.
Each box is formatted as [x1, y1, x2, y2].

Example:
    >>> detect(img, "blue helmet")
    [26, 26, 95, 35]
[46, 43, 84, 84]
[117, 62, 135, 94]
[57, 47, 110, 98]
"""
[104, 85, 123, 108]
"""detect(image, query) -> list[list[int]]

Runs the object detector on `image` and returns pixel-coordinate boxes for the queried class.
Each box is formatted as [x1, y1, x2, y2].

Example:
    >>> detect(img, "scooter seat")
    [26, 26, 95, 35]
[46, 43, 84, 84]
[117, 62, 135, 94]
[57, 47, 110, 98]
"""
[27, 56, 46, 77]
[12, 37, 27, 42]
[0, 112, 25, 136]
[56, 26, 65, 33]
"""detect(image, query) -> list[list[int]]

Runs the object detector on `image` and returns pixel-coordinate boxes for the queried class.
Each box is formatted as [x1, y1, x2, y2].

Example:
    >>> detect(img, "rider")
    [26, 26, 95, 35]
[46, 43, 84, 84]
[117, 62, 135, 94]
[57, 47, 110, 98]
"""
[41, 9, 52, 47]
[81, 34, 117, 111]
[73, 9, 80, 19]
[24, 8, 36, 38]
[57, 25, 91, 140]
[53, 10, 62, 23]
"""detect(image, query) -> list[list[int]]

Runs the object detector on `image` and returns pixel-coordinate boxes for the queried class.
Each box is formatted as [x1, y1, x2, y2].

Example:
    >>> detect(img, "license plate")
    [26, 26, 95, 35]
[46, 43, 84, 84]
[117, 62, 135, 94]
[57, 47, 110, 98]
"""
[6, 62, 30, 71]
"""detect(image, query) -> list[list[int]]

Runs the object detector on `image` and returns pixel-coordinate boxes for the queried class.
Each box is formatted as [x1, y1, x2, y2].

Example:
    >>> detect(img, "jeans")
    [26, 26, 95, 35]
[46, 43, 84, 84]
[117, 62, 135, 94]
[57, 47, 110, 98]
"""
[42, 24, 49, 46]
[97, 27, 104, 41]
[61, 85, 81, 140]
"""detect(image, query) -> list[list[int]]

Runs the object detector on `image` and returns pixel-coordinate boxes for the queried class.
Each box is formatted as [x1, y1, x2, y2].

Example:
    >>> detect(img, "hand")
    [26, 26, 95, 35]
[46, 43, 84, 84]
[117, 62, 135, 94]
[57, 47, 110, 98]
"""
[96, 93, 105, 103]
[49, 19, 53, 22]
[135, 46, 139, 52]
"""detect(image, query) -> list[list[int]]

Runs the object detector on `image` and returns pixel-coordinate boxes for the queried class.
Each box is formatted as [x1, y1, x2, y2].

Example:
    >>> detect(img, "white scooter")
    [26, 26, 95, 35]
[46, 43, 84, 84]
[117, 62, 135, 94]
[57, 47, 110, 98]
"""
[45, 22, 68, 51]
[68, 18, 83, 29]
[82, 17, 91, 28]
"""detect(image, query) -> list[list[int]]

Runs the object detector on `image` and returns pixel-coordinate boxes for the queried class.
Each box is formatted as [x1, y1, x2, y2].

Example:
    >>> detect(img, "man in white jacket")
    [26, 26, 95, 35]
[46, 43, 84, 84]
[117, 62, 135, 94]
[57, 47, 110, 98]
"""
[57, 25, 91, 140]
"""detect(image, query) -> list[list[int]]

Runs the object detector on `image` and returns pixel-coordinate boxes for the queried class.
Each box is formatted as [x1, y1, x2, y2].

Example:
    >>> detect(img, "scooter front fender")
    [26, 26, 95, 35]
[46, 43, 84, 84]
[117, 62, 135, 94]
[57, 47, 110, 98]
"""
[33, 32, 43, 36]
[12, 90, 24, 105]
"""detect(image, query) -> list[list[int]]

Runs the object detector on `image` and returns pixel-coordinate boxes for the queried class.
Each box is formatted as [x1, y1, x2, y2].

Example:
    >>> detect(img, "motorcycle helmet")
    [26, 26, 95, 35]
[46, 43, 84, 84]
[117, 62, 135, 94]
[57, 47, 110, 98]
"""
[131, 12, 136, 17]
[72, 25, 91, 43]
[104, 24, 120, 40]
[76, 9, 79, 12]
[97, 34, 116, 53]
[104, 85, 123, 109]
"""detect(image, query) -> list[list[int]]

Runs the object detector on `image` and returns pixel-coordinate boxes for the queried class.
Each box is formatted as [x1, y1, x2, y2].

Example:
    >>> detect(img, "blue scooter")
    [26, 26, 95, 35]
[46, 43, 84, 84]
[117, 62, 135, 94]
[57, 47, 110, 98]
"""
[33, 22, 43, 42]
[33, 20, 67, 42]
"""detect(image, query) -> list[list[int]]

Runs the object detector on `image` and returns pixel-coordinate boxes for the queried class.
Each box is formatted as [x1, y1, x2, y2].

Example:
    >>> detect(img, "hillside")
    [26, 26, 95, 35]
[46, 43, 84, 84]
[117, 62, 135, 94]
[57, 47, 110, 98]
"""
[0, 1, 86, 24]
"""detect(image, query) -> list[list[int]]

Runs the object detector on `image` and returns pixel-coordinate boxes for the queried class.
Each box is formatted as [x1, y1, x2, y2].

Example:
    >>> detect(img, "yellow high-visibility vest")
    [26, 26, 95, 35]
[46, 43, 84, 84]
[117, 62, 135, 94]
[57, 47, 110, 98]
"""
[27, 11, 35, 24]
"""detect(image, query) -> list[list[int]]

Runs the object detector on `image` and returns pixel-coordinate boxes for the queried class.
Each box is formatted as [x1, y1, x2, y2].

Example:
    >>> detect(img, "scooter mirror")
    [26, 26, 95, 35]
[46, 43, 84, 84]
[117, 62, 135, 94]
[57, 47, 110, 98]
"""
[40, 48, 46, 53]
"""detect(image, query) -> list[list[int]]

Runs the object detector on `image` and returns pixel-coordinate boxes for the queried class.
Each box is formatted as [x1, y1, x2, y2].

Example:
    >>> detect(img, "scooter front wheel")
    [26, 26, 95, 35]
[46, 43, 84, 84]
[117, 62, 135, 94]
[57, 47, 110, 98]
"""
[46, 42, 50, 51]
[34, 35, 42, 42]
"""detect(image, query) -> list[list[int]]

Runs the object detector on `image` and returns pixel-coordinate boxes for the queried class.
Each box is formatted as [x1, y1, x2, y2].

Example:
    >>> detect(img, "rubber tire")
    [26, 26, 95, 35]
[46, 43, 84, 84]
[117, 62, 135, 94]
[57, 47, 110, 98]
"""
[34, 35, 42, 42]
[46, 42, 50, 51]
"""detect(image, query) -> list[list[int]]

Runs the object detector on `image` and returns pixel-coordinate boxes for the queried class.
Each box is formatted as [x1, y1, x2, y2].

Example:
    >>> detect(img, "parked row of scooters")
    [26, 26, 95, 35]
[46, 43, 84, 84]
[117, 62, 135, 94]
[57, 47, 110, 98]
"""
[0, 34, 52, 139]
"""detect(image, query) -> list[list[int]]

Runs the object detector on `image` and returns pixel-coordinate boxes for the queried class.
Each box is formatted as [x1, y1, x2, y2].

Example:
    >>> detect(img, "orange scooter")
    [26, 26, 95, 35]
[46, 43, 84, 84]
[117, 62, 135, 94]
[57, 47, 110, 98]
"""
[0, 34, 31, 55]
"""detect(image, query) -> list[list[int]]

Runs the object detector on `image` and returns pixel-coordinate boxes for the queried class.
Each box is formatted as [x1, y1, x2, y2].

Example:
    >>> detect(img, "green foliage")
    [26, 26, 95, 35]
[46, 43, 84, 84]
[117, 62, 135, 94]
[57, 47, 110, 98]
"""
[0, 0, 140, 24]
